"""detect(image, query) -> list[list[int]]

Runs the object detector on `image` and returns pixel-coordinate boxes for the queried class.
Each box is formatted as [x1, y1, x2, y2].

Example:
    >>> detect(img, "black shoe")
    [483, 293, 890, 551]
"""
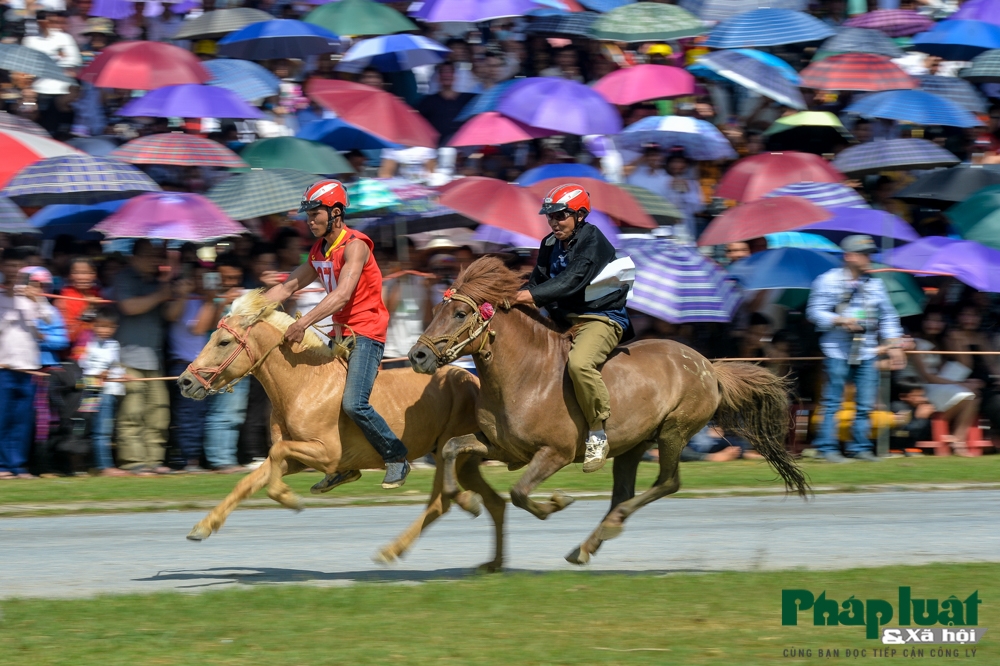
[381, 460, 410, 489]
[310, 469, 362, 494]
[852, 451, 882, 462]
[821, 451, 854, 464]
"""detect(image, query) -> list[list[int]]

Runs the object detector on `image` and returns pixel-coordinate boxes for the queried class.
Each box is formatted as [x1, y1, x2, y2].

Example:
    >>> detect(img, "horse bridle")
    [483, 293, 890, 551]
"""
[416, 290, 495, 366]
[186, 317, 281, 395]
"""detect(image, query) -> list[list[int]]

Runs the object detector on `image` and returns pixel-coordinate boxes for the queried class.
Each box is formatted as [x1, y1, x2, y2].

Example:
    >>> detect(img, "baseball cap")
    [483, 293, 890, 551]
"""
[840, 234, 877, 254]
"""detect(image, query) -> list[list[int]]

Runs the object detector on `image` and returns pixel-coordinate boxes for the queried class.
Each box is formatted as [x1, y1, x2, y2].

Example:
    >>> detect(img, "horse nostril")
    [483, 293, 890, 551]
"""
[411, 350, 427, 363]
[179, 376, 191, 388]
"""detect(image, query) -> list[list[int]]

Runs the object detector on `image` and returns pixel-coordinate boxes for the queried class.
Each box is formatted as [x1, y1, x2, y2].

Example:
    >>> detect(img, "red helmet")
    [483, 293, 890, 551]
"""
[299, 179, 350, 213]
[539, 183, 590, 218]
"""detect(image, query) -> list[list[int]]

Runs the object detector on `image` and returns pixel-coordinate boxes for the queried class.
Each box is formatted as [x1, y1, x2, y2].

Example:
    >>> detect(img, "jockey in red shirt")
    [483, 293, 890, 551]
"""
[264, 179, 410, 490]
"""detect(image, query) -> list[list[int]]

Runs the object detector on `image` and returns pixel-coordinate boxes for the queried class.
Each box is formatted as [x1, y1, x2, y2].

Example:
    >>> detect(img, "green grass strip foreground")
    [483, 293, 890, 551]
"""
[1, 455, 998, 511]
[1, 564, 994, 665]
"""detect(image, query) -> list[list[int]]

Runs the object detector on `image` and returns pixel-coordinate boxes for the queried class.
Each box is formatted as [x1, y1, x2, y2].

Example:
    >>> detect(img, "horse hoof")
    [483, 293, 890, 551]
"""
[597, 523, 624, 541]
[372, 549, 397, 566]
[457, 491, 483, 517]
[565, 546, 590, 566]
[551, 491, 575, 511]
[187, 525, 211, 541]
[476, 561, 502, 574]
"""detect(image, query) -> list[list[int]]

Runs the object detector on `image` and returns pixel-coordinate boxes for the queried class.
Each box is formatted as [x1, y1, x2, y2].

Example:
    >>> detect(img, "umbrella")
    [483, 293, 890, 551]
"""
[206, 168, 318, 221]
[90, 0, 135, 19]
[729, 247, 841, 290]
[698, 196, 833, 246]
[204, 59, 281, 102]
[895, 164, 1000, 210]
[495, 77, 622, 135]
[704, 8, 834, 48]
[798, 207, 919, 245]
[236, 137, 354, 174]
[218, 19, 339, 60]
[589, 3, 705, 42]
[577, 0, 630, 11]
[616, 184, 681, 224]
[118, 84, 264, 119]
[592, 65, 695, 106]
[872, 266, 926, 317]
[111, 133, 247, 168]
[307, 79, 439, 148]
[844, 90, 981, 128]
[912, 20, 1000, 61]
[680, 0, 806, 22]
[80, 41, 211, 90]
[448, 111, 557, 147]
[524, 177, 656, 229]
[764, 182, 868, 209]
[437, 177, 550, 240]
[619, 238, 740, 324]
[843, 9, 934, 37]
[689, 48, 800, 84]
[951, 0, 1000, 27]
[517, 163, 605, 185]
[344, 178, 401, 215]
[959, 49, 1000, 84]
[0, 129, 81, 189]
[2, 154, 161, 206]
[878, 236, 1000, 293]
[614, 115, 737, 161]
[0, 44, 73, 83]
[454, 79, 517, 122]
[799, 53, 915, 92]
[305, 0, 417, 37]
[338, 34, 449, 73]
[412, 0, 562, 22]
[0, 112, 47, 138]
[689, 50, 806, 110]
[297, 118, 399, 151]
[762, 112, 853, 155]
[764, 232, 841, 252]
[831, 138, 960, 177]
[94, 192, 245, 242]
[476, 209, 620, 249]
[173, 8, 273, 40]
[0, 196, 35, 234]
[945, 184, 1000, 249]
[917, 75, 988, 114]
[525, 11, 598, 37]
[816, 27, 904, 59]
[29, 200, 126, 239]
[716, 152, 844, 203]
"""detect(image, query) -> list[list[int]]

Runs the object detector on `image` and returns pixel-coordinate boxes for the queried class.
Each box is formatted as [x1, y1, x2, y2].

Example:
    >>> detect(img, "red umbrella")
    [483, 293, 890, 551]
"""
[437, 177, 550, 240]
[524, 177, 656, 229]
[800, 53, 916, 92]
[80, 41, 211, 90]
[110, 133, 247, 168]
[697, 197, 833, 246]
[716, 151, 844, 202]
[592, 64, 695, 105]
[0, 129, 80, 188]
[448, 111, 557, 147]
[307, 79, 438, 148]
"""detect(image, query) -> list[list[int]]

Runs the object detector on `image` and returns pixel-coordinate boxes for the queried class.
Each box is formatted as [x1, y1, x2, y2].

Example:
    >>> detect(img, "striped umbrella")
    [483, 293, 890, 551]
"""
[959, 49, 1000, 84]
[816, 27, 903, 59]
[0, 112, 47, 138]
[832, 139, 959, 177]
[619, 238, 740, 324]
[173, 8, 273, 40]
[206, 168, 317, 221]
[843, 9, 934, 37]
[0, 195, 36, 234]
[799, 53, 916, 92]
[917, 75, 988, 114]
[680, 0, 806, 22]
[614, 115, 737, 161]
[525, 11, 598, 36]
[110, 134, 247, 168]
[846, 90, 981, 128]
[690, 50, 806, 109]
[704, 9, 833, 48]
[589, 3, 706, 42]
[0, 44, 73, 83]
[0, 130, 80, 188]
[204, 59, 281, 102]
[2, 154, 161, 206]
[764, 182, 868, 209]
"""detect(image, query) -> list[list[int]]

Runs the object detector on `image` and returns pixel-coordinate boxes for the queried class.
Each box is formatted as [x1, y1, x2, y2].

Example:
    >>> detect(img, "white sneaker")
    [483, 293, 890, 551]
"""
[582, 433, 609, 473]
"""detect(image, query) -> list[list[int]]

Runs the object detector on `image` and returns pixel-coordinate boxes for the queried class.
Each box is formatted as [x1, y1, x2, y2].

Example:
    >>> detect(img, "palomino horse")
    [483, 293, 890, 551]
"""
[409, 257, 808, 565]
[178, 290, 507, 570]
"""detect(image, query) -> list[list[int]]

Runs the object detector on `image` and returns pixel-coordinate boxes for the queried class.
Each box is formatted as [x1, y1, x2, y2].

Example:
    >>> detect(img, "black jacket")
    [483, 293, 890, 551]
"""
[524, 222, 634, 340]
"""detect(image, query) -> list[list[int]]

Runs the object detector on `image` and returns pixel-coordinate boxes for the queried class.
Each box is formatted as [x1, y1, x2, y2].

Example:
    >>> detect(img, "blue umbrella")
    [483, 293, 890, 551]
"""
[338, 34, 450, 73]
[455, 79, 517, 122]
[29, 199, 128, 239]
[764, 182, 868, 208]
[689, 50, 806, 109]
[832, 138, 961, 176]
[218, 19, 340, 60]
[912, 19, 1000, 61]
[845, 90, 982, 128]
[204, 59, 281, 102]
[688, 48, 800, 84]
[704, 8, 834, 48]
[615, 115, 737, 161]
[297, 118, 399, 150]
[681, 0, 806, 22]
[797, 207, 920, 245]
[764, 232, 842, 252]
[917, 75, 988, 114]
[728, 247, 841, 290]
[578, 0, 633, 11]
[525, 11, 599, 37]
[516, 163, 605, 186]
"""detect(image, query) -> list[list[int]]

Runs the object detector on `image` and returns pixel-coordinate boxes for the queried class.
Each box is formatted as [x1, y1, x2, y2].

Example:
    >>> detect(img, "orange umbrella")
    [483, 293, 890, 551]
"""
[307, 79, 439, 148]
[437, 177, 550, 240]
[524, 177, 656, 229]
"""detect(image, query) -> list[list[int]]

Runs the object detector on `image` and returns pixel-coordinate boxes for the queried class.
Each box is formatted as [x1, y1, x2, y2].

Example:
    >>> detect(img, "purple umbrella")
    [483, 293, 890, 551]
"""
[877, 236, 1000, 292]
[951, 0, 1000, 28]
[411, 0, 546, 22]
[797, 207, 919, 245]
[94, 192, 247, 241]
[118, 84, 264, 119]
[474, 210, 621, 248]
[496, 77, 622, 136]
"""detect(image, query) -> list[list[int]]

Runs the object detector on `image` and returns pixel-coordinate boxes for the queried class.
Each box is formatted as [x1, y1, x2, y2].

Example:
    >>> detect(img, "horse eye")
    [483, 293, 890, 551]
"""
[455, 310, 467, 320]
[219, 339, 231, 347]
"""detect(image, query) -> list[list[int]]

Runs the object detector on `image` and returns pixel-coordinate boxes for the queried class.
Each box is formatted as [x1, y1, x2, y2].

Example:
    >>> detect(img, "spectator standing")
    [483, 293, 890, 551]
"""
[79, 307, 128, 476]
[416, 62, 475, 146]
[57, 257, 103, 362]
[22, 10, 81, 135]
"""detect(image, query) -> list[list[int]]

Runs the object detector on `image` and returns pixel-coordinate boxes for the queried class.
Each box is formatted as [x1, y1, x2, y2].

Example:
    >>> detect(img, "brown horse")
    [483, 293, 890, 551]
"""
[178, 290, 507, 570]
[409, 257, 808, 565]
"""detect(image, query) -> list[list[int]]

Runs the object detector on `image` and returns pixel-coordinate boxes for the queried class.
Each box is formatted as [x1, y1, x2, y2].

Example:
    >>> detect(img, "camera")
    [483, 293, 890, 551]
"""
[202, 272, 221, 291]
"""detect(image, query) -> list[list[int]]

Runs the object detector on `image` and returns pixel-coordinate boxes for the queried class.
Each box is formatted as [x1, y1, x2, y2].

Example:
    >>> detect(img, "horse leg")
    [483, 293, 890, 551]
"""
[373, 453, 452, 565]
[509, 446, 576, 520]
[441, 432, 501, 498]
[264, 438, 333, 511]
[187, 458, 273, 541]
[455, 454, 507, 573]
[565, 442, 646, 565]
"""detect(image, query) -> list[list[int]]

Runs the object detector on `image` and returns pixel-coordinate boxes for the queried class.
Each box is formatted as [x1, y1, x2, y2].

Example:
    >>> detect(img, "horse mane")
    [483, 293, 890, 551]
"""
[229, 289, 344, 359]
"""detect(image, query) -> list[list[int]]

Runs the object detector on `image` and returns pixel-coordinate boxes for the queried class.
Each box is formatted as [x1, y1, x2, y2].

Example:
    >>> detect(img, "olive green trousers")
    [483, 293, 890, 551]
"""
[567, 317, 623, 431]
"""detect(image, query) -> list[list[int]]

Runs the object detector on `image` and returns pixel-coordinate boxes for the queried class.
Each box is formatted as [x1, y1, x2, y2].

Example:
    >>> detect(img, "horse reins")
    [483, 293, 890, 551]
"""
[416, 291, 495, 365]
[186, 318, 282, 395]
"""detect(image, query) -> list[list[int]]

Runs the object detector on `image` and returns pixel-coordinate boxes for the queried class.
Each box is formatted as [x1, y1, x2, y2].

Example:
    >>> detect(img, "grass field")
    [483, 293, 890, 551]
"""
[0, 455, 998, 513]
[1, 564, 993, 665]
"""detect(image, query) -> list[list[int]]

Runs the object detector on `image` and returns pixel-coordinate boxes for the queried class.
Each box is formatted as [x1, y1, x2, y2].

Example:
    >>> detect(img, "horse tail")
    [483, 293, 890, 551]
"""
[711, 362, 810, 498]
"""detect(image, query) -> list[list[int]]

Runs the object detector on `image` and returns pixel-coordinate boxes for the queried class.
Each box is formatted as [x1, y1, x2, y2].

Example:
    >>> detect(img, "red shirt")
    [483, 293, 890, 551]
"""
[308, 228, 389, 344]
[57, 285, 100, 361]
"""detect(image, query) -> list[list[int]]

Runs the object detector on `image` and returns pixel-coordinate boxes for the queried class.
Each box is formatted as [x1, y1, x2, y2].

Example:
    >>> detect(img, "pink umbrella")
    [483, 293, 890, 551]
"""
[80, 41, 211, 90]
[307, 79, 438, 148]
[448, 111, 557, 147]
[94, 192, 246, 241]
[437, 177, 551, 240]
[592, 65, 696, 106]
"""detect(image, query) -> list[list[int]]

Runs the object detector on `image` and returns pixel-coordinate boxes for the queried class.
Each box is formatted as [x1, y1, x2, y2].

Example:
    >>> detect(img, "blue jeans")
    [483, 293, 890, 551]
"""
[814, 356, 878, 456]
[204, 380, 249, 469]
[0, 370, 37, 475]
[93, 393, 118, 470]
[168, 359, 210, 465]
[343, 336, 407, 462]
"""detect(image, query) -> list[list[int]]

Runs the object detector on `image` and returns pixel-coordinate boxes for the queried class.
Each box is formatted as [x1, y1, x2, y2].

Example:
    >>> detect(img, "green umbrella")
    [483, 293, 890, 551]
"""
[617, 184, 682, 224]
[589, 3, 706, 43]
[207, 168, 318, 221]
[944, 184, 1000, 249]
[235, 137, 353, 175]
[872, 265, 927, 318]
[305, 0, 417, 37]
[762, 111, 854, 154]
[346, 178, 401, 215]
